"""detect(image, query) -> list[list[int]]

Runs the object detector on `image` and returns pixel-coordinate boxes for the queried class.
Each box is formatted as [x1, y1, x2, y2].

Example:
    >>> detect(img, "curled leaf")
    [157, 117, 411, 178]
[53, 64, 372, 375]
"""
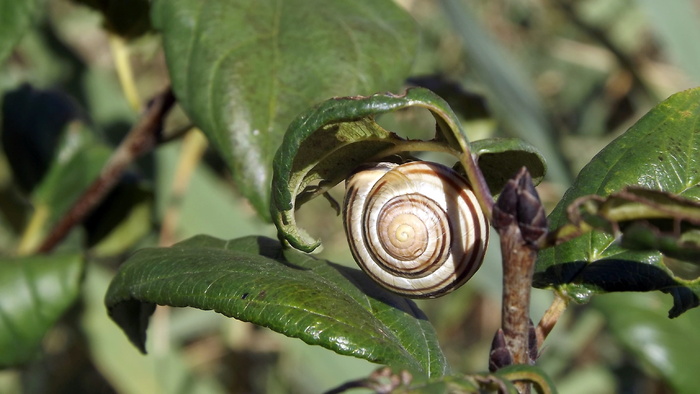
[271, 88, 546, 252]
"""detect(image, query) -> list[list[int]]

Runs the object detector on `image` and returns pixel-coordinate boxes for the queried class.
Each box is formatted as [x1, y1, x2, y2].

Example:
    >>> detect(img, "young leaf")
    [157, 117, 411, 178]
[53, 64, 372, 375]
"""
[151, 0, 419, 221]
[105, 235, 449, 377]
[535, 88, 700, 317]
[0, 253, 84, 367]
[270, 88, 547, 252]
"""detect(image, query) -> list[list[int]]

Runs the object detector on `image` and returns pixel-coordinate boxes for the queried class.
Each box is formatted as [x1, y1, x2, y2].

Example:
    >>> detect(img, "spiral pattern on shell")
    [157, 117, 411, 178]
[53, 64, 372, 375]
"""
[343, 161, 489, 298]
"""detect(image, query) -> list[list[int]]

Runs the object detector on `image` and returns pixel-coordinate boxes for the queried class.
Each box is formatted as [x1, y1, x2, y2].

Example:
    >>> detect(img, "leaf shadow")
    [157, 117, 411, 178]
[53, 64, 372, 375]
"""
[534, 260, 699, 318]
[253, 236, 429, 320]
[326, 262, 430, 321]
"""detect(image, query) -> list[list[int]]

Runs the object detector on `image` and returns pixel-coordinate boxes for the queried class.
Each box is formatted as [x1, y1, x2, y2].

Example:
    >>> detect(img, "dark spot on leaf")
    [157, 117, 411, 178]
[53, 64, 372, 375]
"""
[241, 293, 249, 300]
[658, 155, 664, 161]
[258, 290, 267, 299]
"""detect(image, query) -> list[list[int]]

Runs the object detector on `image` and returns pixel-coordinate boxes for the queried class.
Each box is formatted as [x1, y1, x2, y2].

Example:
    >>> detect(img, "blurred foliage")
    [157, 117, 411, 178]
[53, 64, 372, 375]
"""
[0, 0, 698, 393]
[72, 0, 151, 39]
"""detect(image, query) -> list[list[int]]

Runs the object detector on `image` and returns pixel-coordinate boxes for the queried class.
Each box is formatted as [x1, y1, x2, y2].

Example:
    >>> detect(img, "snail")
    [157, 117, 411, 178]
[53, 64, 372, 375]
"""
[342, 160, 489, 298]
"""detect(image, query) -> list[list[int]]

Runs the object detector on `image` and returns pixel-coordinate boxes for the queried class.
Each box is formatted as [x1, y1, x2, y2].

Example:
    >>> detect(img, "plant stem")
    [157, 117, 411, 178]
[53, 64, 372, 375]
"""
[37, 87, 176, 253]
[536, 291, 569, 347]
[491, 168, 547, 392]
[498, 221, 537, 366]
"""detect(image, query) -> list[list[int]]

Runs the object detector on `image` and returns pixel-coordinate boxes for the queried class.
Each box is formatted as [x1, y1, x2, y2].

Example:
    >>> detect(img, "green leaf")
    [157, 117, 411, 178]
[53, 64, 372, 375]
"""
[74, 0, 152, 39]
[270, 88, 547, 252]
[620, 223, 700, 263]
[271, 89, 436, 253]
[1, 85, 137, 252]
[3, 85, 151, 252]
[151, 0, 419, 221]
[105, 235, 449, 377]
[565, 188, 700, 262]
[471, 137, 547, 196]
[33, 142, 111, 224]
[0, 253, 84, 367]
[27, 123, 112, 250]
[0, 0, 43, 65]
[535, 88, 700, 317]
[595, 292, 700, 394]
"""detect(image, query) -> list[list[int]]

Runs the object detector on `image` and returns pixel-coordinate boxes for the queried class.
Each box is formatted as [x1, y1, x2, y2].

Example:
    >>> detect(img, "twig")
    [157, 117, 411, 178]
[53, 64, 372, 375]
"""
[491, 168, 547, 392]
[37, 87, 176, 253]
[536, 291, 569, 348]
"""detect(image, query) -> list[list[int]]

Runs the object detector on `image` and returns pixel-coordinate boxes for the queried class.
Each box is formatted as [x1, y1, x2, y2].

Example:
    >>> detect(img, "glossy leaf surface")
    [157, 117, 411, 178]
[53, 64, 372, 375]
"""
[106, 235, 448, 377]
[535, 88, 700, 317]
[152, 0, 418, 220]
[0, 253, 83, 367]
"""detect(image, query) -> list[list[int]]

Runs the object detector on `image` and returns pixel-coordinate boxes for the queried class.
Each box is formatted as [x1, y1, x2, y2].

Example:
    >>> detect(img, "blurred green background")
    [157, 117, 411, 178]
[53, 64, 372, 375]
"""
[1, 0, 699, 392]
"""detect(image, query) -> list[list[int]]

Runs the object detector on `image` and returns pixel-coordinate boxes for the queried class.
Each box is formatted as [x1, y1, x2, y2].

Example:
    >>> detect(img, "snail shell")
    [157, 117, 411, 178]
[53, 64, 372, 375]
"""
[343, 161, 489, 298]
